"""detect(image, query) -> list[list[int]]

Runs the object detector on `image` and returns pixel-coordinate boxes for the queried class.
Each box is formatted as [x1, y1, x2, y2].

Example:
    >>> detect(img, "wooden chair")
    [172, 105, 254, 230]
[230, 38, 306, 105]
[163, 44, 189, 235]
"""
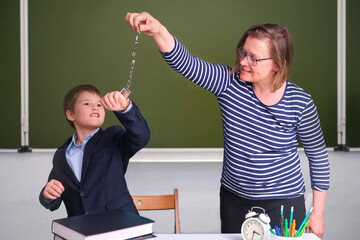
[132, 189, 180, 234]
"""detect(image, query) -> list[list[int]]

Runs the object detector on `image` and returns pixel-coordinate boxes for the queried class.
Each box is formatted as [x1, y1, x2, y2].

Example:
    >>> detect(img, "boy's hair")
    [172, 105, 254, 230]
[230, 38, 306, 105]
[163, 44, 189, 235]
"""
[63, 84, 102, 129]
[230, 23, 293, 92]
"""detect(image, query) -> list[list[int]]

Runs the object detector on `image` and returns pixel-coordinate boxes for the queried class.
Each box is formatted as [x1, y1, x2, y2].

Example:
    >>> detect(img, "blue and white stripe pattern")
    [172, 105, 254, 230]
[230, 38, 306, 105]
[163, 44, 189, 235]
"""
[162, 37, 330, 200]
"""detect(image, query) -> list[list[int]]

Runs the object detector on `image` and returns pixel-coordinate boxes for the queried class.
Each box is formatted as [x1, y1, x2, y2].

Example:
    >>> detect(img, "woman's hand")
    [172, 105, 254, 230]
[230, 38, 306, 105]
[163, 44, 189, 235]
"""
[43, 179, 65, 200]
[306, 190, 327, 239]
[124, 12, 175, 53]
[124, 12, 163, 37]
[101, 91, 130, 112]
[307, 209, 325, 239]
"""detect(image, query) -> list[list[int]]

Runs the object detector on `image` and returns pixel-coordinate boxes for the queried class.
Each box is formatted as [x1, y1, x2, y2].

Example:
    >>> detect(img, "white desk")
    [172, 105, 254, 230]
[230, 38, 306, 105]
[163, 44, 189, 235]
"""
[155, 234, 240, 240]
[155, 233, 320, 240]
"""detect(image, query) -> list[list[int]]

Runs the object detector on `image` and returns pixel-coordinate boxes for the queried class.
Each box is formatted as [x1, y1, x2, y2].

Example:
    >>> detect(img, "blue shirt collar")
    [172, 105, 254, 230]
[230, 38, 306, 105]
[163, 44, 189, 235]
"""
[67, 128, 100, 150]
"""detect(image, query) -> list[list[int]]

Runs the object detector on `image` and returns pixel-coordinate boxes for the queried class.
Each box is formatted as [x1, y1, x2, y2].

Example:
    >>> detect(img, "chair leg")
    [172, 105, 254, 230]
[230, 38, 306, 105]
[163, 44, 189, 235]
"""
[174, 188, 180, 234]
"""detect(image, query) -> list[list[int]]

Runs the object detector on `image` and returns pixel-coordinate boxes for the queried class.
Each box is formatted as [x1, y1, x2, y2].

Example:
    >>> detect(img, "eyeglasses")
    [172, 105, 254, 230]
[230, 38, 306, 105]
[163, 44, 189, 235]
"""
[239, 49, 272, 66]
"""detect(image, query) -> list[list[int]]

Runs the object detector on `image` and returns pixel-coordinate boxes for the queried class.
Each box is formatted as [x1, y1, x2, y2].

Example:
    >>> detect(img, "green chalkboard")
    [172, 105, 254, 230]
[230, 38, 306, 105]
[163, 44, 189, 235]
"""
[1, 0, 359, 148]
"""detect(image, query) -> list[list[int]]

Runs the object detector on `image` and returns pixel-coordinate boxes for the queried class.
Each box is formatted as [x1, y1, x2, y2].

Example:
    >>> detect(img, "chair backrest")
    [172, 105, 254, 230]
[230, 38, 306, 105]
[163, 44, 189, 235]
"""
[132, 188, 180, 234]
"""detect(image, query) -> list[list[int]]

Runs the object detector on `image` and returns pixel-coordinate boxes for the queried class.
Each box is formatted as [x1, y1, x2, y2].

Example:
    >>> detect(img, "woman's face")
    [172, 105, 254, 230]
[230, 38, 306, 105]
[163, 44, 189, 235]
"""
[239, 36, 279, 86]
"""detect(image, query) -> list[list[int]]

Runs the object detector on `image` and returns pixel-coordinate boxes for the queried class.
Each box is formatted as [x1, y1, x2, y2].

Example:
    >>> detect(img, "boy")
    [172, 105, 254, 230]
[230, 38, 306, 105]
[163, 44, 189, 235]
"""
[39, 84, 150, 217]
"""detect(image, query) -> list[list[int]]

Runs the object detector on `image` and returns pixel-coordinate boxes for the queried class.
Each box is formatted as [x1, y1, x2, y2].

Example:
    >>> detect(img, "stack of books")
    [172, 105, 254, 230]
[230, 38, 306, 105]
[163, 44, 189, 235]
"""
[52, 209, 155, 240]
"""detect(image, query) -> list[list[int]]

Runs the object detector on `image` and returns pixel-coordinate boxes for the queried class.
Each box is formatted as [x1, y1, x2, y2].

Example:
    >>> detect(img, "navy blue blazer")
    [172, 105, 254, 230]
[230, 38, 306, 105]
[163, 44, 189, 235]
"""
[39, 102, 150, 217]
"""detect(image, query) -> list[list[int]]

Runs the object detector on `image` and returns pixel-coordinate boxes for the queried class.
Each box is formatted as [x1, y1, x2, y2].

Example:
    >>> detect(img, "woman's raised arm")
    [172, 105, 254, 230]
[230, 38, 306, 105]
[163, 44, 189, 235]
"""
[124, 12, 175, 53]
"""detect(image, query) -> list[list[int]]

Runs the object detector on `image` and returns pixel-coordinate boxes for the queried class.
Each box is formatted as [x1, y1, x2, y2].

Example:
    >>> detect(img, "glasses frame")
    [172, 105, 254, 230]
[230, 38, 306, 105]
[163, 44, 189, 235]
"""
[239, 49, 272, 66]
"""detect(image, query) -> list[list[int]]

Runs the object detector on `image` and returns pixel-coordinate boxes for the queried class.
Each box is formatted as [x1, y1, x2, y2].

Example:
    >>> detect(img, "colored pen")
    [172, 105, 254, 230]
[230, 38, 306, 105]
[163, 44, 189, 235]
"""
[280, 205, 284, 236]
[297, 219, 309, 237]
[295, 207, 313, 237]
[269, 228, 276, 235]
[284, 219, 288, 237]
[274, 225, 282, 236]
[289, 206, 294, 236]
[290, 219, 296, 237]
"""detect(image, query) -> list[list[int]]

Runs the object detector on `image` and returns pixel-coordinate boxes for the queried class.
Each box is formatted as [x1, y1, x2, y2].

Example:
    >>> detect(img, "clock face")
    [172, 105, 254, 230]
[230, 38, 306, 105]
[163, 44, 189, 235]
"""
[242, 219, 265, 240]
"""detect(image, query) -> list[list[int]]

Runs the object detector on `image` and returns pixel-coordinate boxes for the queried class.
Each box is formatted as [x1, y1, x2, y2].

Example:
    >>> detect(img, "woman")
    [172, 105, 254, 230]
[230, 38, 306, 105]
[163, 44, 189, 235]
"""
[125, 12, 329, 238]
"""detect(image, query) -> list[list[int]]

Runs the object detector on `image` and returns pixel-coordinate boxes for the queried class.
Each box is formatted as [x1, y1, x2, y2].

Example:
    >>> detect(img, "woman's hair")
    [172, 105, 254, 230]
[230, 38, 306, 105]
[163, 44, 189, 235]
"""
[230, 24, 293, 92]
[63, 84, 102, 129]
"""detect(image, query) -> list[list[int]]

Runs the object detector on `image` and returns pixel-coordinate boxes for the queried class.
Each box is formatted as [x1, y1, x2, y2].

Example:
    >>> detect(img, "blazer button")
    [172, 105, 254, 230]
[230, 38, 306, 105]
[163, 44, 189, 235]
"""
[80, 191, 86, 197]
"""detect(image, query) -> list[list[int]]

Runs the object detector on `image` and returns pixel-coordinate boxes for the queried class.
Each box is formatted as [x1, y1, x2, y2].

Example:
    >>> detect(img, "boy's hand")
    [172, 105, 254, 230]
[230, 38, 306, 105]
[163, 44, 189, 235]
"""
[43, 179, 65, 200]
[101, 91, 130, 112]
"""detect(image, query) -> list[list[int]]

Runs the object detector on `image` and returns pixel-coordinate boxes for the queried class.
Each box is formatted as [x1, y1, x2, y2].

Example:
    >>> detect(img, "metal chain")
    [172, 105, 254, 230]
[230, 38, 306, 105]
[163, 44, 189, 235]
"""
[121, 26, 141, 95]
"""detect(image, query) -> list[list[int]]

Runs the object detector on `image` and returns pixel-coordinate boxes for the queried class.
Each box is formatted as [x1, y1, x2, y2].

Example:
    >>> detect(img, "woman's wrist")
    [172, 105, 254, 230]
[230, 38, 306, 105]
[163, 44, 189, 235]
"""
[152, 25, 175, 53]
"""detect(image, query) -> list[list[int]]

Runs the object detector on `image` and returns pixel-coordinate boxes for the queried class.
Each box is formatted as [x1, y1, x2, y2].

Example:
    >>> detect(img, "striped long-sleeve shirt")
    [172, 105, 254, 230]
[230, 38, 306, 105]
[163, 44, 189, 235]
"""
[162, 37, 330, 200]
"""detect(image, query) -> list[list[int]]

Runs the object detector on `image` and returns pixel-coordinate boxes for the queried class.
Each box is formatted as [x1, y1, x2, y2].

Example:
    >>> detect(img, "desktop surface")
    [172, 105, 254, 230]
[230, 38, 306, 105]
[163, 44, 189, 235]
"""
[155, 233, 320, 240]
[155, 234, 241, 240]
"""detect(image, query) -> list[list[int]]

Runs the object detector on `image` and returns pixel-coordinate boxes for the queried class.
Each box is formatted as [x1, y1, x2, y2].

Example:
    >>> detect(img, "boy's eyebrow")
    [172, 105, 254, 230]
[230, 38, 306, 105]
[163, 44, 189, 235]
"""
[78, 99, 103, 105]
[78, 97, 100, 101]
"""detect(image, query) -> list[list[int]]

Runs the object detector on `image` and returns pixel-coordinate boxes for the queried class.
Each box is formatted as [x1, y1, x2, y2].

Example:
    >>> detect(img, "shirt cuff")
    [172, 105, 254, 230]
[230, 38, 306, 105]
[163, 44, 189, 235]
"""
[118, 101, 133, 114]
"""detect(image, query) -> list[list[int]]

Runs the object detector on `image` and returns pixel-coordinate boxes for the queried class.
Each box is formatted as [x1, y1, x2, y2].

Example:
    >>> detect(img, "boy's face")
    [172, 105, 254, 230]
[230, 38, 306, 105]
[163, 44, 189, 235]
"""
[66, 91, 105, 132]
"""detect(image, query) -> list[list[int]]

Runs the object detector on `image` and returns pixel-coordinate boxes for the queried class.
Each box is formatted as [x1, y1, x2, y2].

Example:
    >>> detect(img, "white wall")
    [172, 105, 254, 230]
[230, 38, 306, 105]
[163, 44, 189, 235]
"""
[0, 150, 359, 239]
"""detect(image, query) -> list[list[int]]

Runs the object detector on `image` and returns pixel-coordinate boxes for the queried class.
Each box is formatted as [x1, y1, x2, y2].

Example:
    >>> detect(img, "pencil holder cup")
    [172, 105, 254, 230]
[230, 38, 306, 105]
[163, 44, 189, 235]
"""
[270, 231, 302, 240]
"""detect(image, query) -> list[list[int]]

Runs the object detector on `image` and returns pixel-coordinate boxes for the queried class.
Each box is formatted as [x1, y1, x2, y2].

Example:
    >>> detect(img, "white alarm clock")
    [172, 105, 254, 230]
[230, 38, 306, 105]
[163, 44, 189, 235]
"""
[241, 206, 271, 240]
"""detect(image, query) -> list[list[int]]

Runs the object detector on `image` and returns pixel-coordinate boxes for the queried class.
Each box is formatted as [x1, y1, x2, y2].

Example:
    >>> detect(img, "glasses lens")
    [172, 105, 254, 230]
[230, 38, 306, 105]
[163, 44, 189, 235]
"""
[250, 56, 258, 66]
[245, 56, 255, 66]
[240, 50, 256, 66]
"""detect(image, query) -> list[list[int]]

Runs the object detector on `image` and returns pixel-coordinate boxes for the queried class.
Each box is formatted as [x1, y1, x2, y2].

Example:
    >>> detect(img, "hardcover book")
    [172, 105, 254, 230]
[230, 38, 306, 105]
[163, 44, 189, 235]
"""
[52, 209, 154, 240]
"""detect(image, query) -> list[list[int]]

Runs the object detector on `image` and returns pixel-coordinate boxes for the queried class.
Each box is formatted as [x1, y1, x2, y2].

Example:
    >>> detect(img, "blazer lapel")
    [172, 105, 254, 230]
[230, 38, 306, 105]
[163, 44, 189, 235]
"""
[57, 139, 80, 186]
[80, 128, 103, 183]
